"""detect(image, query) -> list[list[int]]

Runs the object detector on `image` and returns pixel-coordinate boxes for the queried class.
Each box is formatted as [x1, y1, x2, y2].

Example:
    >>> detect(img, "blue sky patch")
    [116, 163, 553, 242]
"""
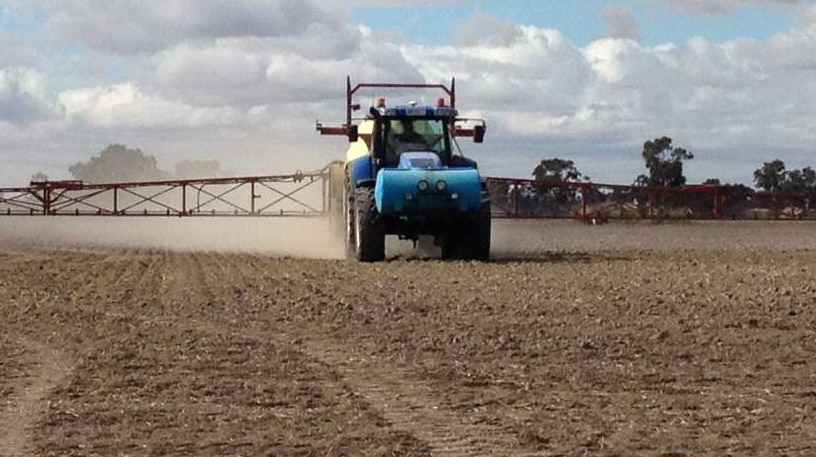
[350, 1, 799, 47]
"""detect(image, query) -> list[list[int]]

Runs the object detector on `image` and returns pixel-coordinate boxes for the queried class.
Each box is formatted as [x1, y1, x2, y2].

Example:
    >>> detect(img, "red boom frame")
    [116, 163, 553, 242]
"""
[0, 166, 331, 217]
[3, 167, 815, 221]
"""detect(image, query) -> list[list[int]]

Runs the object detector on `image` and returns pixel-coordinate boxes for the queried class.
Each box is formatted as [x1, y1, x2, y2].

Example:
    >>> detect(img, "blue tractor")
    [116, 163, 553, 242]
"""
[318, 78, 490, 262]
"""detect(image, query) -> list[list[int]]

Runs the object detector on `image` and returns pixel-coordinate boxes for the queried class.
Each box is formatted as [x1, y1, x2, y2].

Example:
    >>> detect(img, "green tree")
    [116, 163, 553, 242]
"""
[755, 160, 816, 193]
[530, 158, 587, 208]
[636, 136, 693, 187]
[802, 167, 816, 191]
[532, 158, 587, 182]
[782, 166, 816, 193]
[753, 159, 786, 192]
[69, 144, 168, 183]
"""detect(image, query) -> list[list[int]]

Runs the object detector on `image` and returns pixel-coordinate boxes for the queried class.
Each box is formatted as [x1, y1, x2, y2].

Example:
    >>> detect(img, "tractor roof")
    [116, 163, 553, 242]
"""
[317, 77, 485, 139]
[374, 105, 458, 118]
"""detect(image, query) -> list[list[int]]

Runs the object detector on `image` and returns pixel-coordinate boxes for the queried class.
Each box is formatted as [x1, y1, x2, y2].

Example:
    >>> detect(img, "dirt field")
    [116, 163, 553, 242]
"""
[2, 219, 816, 456]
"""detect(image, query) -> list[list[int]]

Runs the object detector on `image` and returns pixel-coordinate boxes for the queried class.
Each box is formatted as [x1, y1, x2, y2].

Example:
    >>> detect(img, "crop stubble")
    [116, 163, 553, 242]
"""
[1, 220, 816, 456]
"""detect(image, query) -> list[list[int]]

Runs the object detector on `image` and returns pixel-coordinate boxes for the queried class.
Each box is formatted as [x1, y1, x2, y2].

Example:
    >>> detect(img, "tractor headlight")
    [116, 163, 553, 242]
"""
[417, 180, 429, 192]
[436, 180, 447, 192]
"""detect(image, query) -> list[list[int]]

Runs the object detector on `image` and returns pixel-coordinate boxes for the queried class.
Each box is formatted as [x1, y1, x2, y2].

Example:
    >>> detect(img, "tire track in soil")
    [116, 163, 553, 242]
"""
[190, 251, 220, 310]
[162, 252, 531, 456]
[0, 250, 122, 457]
[31, 249, 134, 315]
[161, 249, 194, 317]
[127, 248, 167, 310]
[15, 251, 176, 457]
[8, 249, 532, 457]
[212, 254, 535, 457]
[299, 342, 537, 457]
[0, 341, 72, 457]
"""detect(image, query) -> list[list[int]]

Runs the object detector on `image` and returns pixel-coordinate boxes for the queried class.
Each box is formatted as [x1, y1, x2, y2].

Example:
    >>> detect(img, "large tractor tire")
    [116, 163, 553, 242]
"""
[440, 234, 461, 260]
[353, 187, 386, 262]
[463, 200, 491, 261]
[442, 200, 491, 261]
[344, 184, 356, 260]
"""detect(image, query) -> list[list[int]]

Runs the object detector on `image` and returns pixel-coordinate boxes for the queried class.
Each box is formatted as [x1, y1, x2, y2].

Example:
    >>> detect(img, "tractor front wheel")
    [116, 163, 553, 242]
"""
[463, 201, 491, 261]
[443, 201, 491, 261]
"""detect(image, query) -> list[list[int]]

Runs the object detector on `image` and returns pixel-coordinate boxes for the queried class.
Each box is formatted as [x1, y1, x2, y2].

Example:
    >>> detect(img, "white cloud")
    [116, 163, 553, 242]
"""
[406, 25, 592, 116]
[134, 29, 422, 109]
[645, 0, 802, 15]
[452, 12, 522, 47]
[147, 42, 269, 101]
[337, 0, 475, 5]
[59, 83, 241, 129]
[0, 31, 39, 67]
[398, 18, 816, 184]
[766, 21, 816, 69]
[806, 3, 816, 22]
[45, 0, 351, 54]
[601, 6, 641, 41]
[0, 67, 64, 125]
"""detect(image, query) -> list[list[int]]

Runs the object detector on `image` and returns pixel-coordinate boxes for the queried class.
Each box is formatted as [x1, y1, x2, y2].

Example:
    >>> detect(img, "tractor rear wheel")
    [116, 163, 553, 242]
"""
[354, 187, 385, 262]
[344, 184, 356, 260]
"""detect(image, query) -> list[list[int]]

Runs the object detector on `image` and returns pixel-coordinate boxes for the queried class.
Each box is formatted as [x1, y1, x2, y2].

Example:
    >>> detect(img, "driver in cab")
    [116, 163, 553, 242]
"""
[385, 119, 429, 165]
[395, 120, 427, 147]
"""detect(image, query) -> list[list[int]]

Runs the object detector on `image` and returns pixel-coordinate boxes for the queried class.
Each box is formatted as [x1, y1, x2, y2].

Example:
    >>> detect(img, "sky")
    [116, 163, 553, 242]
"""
[1, 0, 816, 186]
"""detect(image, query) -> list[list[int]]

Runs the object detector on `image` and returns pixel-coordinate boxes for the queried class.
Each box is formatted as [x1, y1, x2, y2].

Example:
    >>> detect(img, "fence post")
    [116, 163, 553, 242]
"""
[581, 184, 588, 221]
[43, 184, 51, 216]
[512, 185, 520, 218]
[713, 187, 723, 220]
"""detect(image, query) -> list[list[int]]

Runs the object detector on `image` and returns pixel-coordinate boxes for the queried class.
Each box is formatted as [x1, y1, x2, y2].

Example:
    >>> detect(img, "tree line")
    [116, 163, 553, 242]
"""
[532, 136, 816, 193]
[32, 144, 228, 183]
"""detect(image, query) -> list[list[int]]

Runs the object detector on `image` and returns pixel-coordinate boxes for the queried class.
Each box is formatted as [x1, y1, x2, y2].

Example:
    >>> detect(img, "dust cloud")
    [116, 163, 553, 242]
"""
[3, 218, 816, 259]
[490, 219, 816, 257]
[0, 218, 343, 259]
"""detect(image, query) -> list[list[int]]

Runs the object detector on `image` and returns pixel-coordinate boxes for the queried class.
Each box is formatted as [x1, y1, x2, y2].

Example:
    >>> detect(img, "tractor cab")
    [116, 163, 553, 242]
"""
[373, 106, 455, 170]
[356, 99, 485, 173]
[381, 116, 449, 167]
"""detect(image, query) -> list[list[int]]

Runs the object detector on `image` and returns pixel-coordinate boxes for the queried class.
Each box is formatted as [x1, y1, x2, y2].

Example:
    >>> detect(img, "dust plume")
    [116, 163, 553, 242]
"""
[5, 218, 816, 260]
[490, 219, 816, 257]
[0, 218, 343, 259]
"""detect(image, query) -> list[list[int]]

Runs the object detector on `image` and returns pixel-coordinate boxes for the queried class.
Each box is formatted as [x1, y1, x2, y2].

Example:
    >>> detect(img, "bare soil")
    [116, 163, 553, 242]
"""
[1, 219, 816, 456]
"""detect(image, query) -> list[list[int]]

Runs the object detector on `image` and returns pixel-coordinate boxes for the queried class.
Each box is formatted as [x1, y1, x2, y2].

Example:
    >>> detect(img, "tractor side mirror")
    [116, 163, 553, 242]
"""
[473, 125, 486, 144]
[348, 125, 359, 143]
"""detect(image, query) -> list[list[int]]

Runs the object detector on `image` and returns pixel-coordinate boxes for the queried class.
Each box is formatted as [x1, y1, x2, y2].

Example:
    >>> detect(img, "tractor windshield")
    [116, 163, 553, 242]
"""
[382, 118, 450, 167]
